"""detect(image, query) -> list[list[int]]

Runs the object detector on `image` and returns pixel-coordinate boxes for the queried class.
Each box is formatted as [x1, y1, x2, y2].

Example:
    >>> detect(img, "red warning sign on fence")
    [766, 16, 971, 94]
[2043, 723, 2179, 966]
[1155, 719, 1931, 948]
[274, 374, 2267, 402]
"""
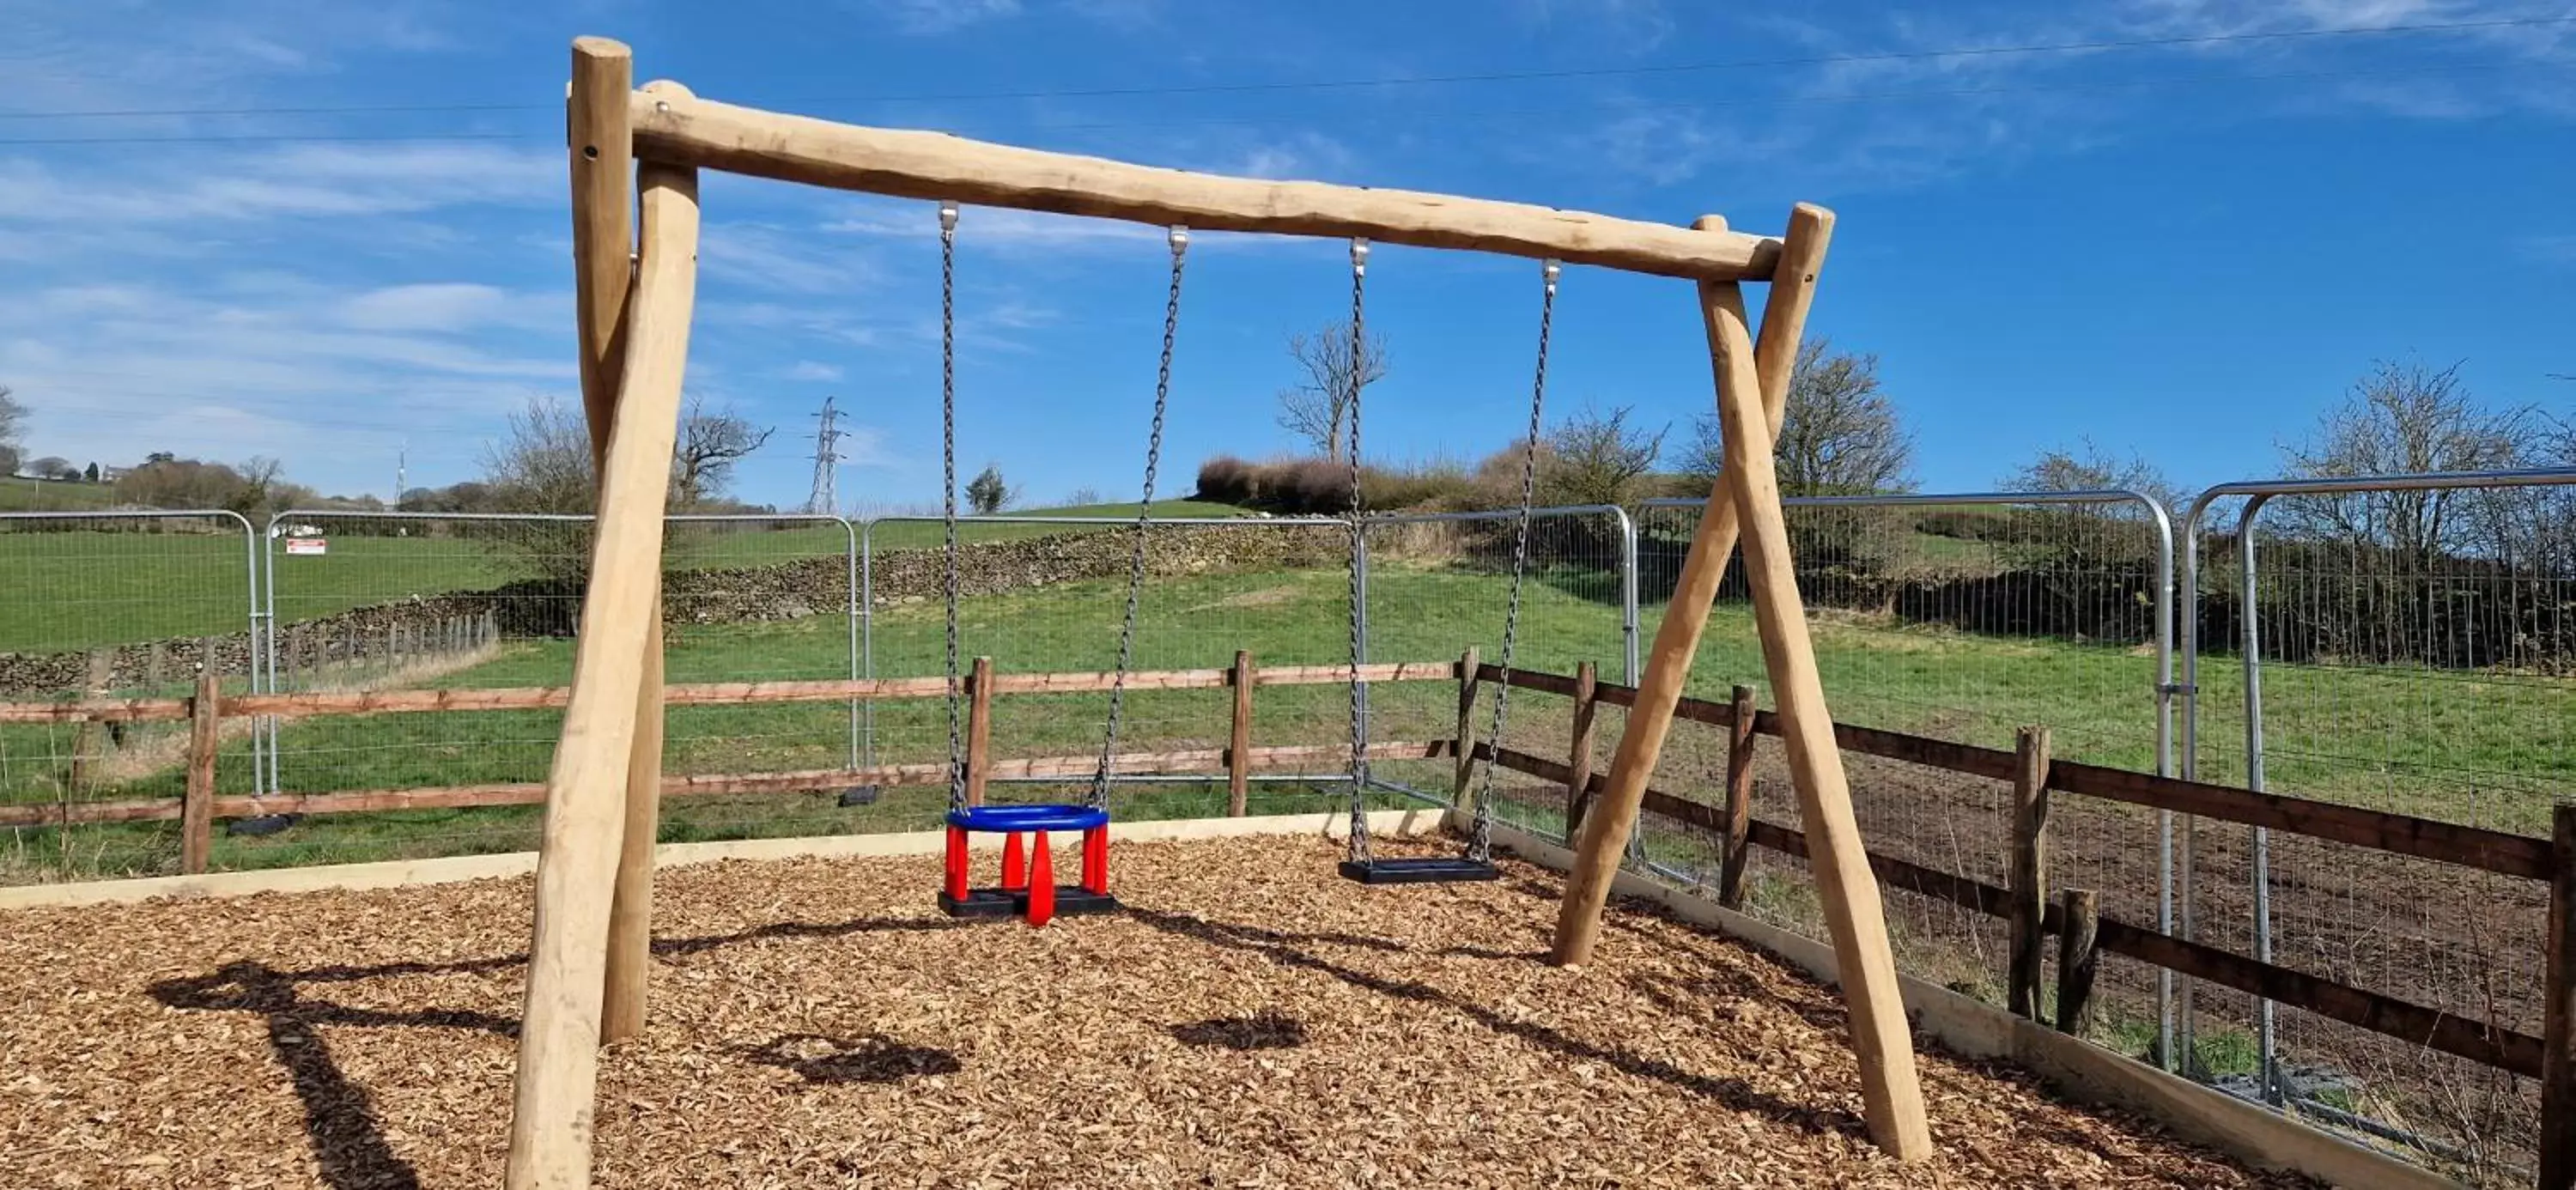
[284, 537, 328, 556]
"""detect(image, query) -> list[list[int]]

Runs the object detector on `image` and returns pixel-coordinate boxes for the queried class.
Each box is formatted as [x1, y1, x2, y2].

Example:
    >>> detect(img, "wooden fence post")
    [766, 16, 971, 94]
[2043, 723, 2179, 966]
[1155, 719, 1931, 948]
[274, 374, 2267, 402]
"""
[1563, 661, 1600, 838]
[2009, 725, 2053, 1020]
[180, 672, 221, 875]
[964, 656, 993, 807]
[2055, 888, 2099, 1035]
[1717, 684, 1757, 910]
[70, 649, 116, 791]
[1451, 645, 1480, 809]
[1227, 650, 1253, 817]
[2542, 802, 2576, 1189]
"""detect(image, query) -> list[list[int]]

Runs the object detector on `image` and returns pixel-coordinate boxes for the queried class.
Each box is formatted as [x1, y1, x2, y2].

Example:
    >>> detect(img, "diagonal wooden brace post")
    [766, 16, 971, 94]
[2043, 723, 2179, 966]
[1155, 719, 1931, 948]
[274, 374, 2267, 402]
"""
[1545, 204, 1930, 1160]
[506, 148, 702, 1189]
[567, 41, 676, 1052]
[1708, 287, 1931, 1159]
[1550, 206, 1828, 968]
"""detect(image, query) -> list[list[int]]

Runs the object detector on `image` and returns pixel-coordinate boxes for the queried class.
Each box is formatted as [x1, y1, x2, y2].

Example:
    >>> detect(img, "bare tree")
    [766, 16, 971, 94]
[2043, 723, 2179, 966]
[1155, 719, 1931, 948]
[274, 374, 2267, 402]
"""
[671, 394, 775, 508]
[27, 457, 76, 482]
[481, 394, 596, 514]
[1538, 404, 1666, 507]
[1680, 338, 1913, 495]
[0, 386, 24, 476]
[965, 463, 1016, 514]
[2279, 360, 2530, 564]
[2001, 438, 2180, 507]
[1276, 320, 1388, 459]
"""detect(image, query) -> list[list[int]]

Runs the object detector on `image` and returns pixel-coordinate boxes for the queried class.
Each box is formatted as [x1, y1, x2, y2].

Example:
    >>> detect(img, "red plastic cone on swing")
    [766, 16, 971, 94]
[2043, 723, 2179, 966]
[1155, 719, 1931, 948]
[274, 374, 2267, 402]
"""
[1000, 832, 1027, 891]
[1025, 831, 1056, 926]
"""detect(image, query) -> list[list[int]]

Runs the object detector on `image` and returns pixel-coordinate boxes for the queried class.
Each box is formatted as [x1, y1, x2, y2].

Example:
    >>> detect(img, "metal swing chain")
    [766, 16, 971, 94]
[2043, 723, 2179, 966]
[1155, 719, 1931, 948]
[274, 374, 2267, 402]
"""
[1091, 226, 1190, 808]
[1468, 259, 1560, 864]
[1343, 238, 1373, 865]
[939, 202, 966, 814]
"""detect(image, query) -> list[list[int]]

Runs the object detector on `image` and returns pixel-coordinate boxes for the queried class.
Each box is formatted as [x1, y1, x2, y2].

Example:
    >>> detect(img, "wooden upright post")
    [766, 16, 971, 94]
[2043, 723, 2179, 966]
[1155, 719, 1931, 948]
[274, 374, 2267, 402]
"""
[505, 141, 701, 1190]
[1716, 683, 1757, 909]
[566, 43, 665, 1051]
[2056, 889, 2100, 1035]
[1552, 206, 1831, 967]
[2008, 726, 2053, 1020]
[1706, 281, 1930, 1158]
[1227, 650, 1253, 817]
[2542, 802, 2576, 1190]
[1451, 645, 1480, 808]
[964, 656, 993, 807]
[69, 650, 112, 792]
[179, 672, 221, 875]
[1563, 660, 1599, 838]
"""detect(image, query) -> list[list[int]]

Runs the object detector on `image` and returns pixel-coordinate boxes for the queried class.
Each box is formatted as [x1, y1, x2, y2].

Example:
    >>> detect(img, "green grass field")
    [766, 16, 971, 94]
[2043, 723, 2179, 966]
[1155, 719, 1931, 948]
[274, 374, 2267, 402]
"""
[6, 552, 2569, 882]
[0, 477, 123, 513]
[0, 500, 1261, 652]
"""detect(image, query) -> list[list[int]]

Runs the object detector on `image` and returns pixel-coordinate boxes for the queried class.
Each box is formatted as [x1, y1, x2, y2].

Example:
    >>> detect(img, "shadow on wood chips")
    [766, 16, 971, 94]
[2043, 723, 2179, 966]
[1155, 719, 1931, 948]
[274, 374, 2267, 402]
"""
[2, 835, 2324, 1187]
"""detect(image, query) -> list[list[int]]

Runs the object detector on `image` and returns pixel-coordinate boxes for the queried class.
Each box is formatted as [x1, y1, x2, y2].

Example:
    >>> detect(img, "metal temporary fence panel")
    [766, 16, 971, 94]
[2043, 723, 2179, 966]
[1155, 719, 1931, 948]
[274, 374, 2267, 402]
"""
[2179, 467, 2575, 1175]
[0, 509, 262, 882]
[253, 509, 861, 865]
[1356, 505, 1638, 835]
[860, 513, 1352, 822]
[1632, 489, 2178, 1070]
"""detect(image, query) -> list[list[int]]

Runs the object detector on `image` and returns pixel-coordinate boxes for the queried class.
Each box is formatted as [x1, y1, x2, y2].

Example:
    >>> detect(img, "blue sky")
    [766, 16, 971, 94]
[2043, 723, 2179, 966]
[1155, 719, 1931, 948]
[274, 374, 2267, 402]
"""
[2, 0, 2570, 512]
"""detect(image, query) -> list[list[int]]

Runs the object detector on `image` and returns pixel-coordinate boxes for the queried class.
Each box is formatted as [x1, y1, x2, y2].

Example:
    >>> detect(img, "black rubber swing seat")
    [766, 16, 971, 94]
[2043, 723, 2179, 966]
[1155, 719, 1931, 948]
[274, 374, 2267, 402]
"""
[1338, 857, 1501, 885]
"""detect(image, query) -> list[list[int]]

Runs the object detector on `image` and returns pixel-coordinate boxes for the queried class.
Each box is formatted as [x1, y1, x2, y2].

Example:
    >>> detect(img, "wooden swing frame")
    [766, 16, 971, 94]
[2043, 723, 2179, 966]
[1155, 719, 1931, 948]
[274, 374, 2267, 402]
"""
[517, 35, 1929, 1187]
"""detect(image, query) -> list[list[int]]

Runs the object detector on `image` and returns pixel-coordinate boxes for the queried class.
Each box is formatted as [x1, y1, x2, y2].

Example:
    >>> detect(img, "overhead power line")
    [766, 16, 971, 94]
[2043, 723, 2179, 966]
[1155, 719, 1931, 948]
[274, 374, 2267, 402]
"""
[799, 15, 2576, 103]
[0, 58, 2543, 148]
[0, 14, 2563, 122]
[0, 131, 533, 147]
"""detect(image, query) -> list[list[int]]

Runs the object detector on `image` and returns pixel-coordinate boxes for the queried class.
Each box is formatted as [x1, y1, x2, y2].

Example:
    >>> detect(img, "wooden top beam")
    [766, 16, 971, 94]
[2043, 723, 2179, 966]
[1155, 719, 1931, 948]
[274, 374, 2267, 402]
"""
[623, 84, 1783, 282]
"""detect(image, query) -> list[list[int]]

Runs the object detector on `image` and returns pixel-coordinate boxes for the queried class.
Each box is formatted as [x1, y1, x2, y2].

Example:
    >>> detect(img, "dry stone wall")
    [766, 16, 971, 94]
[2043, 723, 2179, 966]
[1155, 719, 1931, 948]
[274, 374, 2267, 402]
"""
[0, 525, 1348, 696]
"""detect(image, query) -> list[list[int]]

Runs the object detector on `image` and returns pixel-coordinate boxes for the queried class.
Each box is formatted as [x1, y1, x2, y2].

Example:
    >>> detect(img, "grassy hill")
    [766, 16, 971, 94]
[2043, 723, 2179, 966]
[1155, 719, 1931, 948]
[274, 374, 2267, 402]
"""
[0, 498, 1265, 652]
[0, 477, 125, 513]
[8, 555, 2566, 879]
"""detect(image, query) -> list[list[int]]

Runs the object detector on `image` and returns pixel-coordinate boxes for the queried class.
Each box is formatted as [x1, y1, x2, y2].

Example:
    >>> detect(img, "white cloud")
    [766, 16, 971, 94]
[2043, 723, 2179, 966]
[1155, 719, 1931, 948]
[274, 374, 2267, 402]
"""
[1517, 0, 1677, 52]
[700, 222, 881, 294]
[833, 424, 896, 468]
[0, 143, 558, 230]
[827, 202, 1166, 249]
[853, 0, 1182, 35]
[2, 276, 573, 497]
[2522, 234, 2576, 265]
[1229, 131, 1358, 180]
[1555, 0, 2576, 193]
[861, 0, 1023, 35]
[780, 360, 847, 381]
[337, 283, 556, 332]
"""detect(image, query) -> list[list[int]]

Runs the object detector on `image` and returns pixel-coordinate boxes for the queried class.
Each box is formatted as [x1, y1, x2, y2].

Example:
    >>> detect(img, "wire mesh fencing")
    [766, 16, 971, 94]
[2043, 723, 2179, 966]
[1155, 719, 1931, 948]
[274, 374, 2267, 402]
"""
[0, 511, 263, 883]
[1358, 506, 1637, 839]
[864, 513, 1358, 824]
[2178, 471, 2576, 1181]
[1629, 491, 2178, 1066]
[244, 511, 866, 869]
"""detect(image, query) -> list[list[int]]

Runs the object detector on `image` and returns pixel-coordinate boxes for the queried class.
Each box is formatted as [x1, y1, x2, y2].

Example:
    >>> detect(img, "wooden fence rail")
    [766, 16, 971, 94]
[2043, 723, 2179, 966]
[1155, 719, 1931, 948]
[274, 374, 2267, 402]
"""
[0, 653, 1467, 840]
[17, 650, 2572, 1175]
[1472, 662, 2548, 880]
[1467, 738, 2550, 1078]
[0, 661, 1461, 727]
[1463, 661, 2575, 1183]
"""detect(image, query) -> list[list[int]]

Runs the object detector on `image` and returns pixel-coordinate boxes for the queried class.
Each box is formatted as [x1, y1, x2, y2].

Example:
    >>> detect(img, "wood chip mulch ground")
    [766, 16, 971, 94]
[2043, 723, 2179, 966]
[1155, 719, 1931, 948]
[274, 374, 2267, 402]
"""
[0, 835, 2323, 1187]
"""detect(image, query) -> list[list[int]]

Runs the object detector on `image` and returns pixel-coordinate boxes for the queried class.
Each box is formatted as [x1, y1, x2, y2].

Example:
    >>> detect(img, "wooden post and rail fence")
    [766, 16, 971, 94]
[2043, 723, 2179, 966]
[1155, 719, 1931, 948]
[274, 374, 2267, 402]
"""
[0, 658, 1462, 849]
[1454, 659, 2576, 1189]
[9, 651, 2575, 1181]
